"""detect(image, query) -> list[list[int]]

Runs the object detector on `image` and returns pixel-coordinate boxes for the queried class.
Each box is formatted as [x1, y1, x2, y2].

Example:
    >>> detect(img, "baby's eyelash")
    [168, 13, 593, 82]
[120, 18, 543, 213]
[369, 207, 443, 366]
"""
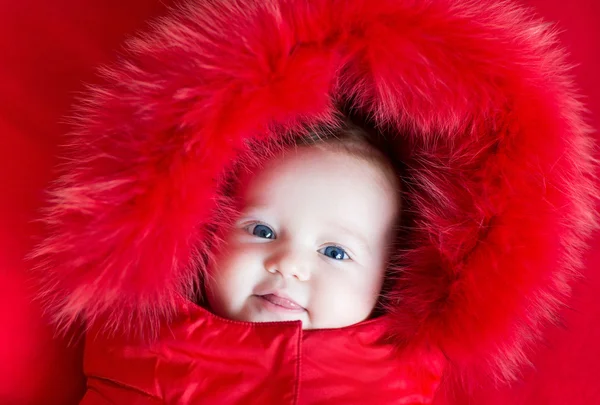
[244, 222, 276, 239]
[319, 245, 352, 261]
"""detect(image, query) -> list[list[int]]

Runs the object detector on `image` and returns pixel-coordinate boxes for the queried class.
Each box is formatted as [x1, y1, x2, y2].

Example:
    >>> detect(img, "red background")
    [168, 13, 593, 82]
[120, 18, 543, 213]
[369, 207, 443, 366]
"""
[0, 1, 597, 404]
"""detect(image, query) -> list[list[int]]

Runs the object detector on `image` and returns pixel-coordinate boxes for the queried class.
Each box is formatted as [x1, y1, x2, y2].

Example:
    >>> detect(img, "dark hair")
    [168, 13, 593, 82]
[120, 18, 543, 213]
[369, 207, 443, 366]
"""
[292, 117, 401, 195]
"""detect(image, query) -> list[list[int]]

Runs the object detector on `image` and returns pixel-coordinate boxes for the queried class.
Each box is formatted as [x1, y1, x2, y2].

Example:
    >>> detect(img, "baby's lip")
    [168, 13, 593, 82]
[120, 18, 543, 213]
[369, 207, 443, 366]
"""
[255, 290, 305, 311]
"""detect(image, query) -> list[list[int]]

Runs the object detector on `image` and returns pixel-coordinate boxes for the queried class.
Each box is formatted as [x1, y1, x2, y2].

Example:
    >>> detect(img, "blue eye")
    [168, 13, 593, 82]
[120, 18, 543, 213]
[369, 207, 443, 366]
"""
[249, 223, 275, 239]
[319, 245, 350, 261]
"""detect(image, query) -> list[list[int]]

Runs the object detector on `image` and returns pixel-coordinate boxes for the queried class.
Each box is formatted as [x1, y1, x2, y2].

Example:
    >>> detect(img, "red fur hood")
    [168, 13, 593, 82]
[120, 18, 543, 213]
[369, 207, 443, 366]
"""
[31, 0, 598, 391]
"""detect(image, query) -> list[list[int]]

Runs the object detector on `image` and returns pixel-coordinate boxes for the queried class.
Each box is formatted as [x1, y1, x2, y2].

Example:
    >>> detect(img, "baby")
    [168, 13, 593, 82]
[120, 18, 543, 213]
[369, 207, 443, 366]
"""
[205, 120, 402, 329]
[29, 1, 592, 403]
[76, 120, 426, 405]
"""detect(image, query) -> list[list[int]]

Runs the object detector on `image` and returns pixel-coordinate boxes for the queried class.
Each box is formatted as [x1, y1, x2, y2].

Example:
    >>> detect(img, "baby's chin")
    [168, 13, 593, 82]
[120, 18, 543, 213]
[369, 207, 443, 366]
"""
[210, 295, 375, 330]
[218, 295, 372, 330]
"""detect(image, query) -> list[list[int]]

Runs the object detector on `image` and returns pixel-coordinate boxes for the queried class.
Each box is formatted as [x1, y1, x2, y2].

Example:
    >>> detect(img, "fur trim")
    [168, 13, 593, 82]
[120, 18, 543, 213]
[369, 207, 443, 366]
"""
[30, 0, 599, 389]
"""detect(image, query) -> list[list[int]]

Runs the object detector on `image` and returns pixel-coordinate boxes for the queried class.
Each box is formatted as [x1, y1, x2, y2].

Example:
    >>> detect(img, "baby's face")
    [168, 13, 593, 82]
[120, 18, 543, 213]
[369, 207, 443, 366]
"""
[206, 146, 399, 329]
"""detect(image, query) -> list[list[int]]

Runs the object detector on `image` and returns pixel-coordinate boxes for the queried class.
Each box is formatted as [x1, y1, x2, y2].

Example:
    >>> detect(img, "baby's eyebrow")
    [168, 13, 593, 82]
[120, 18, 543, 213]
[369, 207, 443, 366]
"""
[238, 203, 270, 217]
[327, 223, 372, 256]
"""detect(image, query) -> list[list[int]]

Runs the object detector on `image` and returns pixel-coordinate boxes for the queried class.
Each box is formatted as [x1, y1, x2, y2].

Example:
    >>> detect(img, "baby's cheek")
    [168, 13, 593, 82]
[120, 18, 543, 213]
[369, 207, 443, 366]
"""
[212, 250, 264, 311]
[307, 273, 365, 328]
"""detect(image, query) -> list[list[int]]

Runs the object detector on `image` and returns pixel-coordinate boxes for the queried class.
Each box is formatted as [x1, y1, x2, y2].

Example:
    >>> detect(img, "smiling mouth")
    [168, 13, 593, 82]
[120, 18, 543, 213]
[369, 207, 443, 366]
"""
[256, 294, 306, 311]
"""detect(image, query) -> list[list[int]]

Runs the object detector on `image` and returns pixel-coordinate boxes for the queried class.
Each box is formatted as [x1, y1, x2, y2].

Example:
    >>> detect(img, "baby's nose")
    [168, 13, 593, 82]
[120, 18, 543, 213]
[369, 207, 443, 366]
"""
[266, 249, 310, 281]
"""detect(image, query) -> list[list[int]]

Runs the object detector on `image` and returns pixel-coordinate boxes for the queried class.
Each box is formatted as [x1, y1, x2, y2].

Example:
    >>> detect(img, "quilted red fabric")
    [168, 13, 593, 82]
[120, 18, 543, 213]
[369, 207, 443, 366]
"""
[81, 301, 442, 404]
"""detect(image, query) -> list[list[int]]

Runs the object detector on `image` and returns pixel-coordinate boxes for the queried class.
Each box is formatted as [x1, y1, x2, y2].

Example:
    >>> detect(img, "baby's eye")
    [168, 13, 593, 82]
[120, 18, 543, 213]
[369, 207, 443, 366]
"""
[246, 223, 276, 239]
[318, 245, 351, 261]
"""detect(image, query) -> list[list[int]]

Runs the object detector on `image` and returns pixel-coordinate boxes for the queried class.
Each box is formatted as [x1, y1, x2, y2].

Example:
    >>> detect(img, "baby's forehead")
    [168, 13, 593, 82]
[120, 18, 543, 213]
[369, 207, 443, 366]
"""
[244, 146, 391, 186]
[232, 145, 400, 226]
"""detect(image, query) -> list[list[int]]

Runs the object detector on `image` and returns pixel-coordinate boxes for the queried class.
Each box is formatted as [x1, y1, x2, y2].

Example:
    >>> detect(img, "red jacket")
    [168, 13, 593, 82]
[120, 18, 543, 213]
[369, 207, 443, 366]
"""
[29, 0, 598, 403]
[81, 300, 443, 404]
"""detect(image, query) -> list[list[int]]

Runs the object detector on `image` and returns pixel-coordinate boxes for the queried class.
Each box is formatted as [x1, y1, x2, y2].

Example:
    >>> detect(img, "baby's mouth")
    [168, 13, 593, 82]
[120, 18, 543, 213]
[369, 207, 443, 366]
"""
[256, 293, 305, 311]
